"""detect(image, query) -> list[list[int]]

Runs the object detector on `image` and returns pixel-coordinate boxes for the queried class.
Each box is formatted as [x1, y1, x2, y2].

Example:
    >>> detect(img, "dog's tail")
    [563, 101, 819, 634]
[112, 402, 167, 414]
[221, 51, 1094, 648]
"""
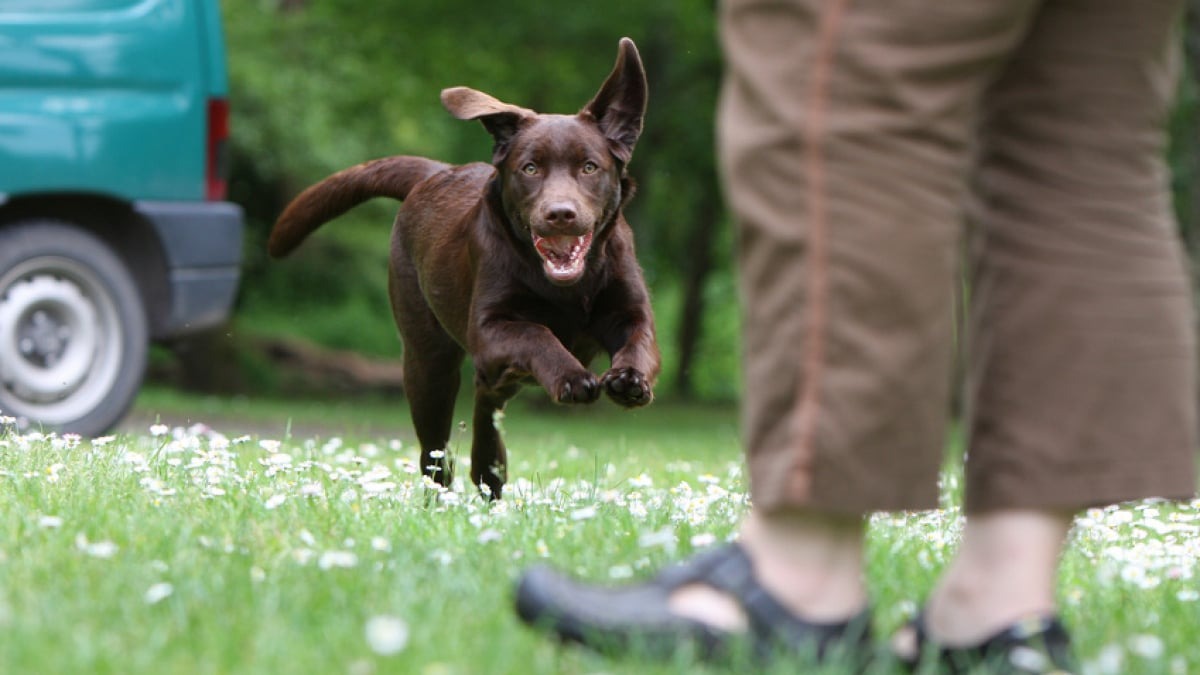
[268, 156, 450, 257]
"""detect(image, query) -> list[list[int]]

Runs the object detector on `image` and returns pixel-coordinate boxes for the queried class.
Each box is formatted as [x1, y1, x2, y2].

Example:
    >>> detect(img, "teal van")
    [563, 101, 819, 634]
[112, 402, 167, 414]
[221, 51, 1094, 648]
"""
[0, 0, 243, 435]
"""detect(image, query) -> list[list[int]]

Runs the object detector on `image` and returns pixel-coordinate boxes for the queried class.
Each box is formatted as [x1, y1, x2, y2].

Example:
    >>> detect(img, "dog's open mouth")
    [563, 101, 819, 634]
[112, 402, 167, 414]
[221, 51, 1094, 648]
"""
[533, 232, 593, 284]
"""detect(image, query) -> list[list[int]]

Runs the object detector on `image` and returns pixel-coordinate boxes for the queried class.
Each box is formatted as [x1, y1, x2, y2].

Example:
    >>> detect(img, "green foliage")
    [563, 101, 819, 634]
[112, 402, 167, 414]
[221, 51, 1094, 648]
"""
[653, 273, 743, 401]
[1170, 67, 1198, 245]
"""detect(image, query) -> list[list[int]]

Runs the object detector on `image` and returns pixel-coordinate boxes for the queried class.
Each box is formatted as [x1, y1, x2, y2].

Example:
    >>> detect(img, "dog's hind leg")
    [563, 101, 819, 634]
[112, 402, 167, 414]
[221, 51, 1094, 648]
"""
[404, 340, 464, 488]
[470, 385, 518, 499]
[391, 264, 464, 489]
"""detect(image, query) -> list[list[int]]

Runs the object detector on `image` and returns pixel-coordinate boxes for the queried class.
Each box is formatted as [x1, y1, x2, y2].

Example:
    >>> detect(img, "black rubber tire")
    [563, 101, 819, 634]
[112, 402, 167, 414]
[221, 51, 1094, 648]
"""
[0, 220, 148, 436]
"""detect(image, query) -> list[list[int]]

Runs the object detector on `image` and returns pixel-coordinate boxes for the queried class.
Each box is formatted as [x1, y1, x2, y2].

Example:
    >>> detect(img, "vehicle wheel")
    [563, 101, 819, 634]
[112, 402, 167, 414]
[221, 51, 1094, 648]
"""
[0, 220, 148, 436]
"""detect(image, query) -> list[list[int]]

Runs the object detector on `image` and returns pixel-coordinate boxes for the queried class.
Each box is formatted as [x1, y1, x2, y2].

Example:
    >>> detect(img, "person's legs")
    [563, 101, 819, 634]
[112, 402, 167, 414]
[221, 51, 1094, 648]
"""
[695, 0, 1039, 629]
[516, 1, 1048, 656]
[724, 0, 1037, 518]
[516, 0, 1189, 664]
[922, 0, 1196, 650]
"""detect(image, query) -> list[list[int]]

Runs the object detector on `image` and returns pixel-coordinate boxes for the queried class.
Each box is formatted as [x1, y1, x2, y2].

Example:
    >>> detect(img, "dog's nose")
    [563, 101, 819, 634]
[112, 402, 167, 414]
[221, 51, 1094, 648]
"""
[544, 203, 577, 226]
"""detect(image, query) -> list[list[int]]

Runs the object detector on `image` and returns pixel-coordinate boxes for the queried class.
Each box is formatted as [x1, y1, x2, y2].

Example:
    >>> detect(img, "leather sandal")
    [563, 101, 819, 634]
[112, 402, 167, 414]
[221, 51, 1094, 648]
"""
[895, 610, 1077, 674]
[514, 542, 873, 665]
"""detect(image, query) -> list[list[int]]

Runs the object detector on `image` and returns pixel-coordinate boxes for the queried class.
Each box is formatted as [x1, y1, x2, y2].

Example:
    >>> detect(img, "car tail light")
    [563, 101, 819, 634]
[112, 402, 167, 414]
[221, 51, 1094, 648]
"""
[206, 98, 230, 201]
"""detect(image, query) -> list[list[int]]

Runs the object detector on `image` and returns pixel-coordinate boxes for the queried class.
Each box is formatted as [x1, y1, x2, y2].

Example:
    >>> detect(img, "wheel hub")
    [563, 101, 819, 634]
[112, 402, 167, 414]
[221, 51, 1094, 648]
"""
[18, 307, 73, 367]
[0, 274, 98, 402]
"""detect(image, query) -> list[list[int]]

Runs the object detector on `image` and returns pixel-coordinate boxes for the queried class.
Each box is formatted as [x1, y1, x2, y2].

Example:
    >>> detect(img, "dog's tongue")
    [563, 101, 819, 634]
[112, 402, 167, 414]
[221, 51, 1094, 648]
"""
[533, 233, 592, 284]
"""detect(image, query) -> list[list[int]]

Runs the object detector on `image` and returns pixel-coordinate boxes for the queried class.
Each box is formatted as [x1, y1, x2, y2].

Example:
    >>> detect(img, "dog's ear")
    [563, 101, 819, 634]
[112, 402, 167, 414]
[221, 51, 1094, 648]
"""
[442, 87, 535, 163]
[581, 37, 647, 165]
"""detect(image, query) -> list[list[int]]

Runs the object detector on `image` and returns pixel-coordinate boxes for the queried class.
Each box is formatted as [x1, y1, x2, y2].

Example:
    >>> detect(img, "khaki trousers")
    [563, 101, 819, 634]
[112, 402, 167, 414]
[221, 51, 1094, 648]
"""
[719, 0, 1198, 514]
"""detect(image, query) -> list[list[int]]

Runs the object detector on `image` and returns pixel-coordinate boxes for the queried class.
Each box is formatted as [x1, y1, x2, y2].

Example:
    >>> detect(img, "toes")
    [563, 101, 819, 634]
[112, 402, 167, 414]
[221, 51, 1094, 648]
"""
[890, 623, 919, 662]
[668, 583, 750, 633]
[602, 368, 652, 407]
[556, 373, 600, 404]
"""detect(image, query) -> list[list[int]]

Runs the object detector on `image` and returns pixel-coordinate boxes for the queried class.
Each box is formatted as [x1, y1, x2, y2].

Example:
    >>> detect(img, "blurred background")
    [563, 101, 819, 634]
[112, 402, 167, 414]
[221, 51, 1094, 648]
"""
[159, 0, 1199, 408]
[154, 0, 733, 404]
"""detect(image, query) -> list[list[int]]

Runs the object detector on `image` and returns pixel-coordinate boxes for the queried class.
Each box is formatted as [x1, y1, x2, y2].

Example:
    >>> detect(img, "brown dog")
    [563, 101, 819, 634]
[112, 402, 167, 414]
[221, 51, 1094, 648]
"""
[268, 38, 660, 498]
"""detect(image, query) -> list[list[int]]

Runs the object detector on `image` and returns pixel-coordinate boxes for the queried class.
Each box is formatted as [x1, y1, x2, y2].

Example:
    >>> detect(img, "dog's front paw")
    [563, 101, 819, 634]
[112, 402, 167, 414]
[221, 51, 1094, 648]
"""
[601, 367, 653, 408]
[554, 371, 601, 404]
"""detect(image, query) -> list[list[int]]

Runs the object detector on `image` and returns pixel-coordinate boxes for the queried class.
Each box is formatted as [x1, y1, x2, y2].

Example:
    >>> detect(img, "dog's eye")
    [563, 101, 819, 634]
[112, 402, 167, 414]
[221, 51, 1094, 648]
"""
[581, 161, 599, 175]
[522, 163, 539, 176]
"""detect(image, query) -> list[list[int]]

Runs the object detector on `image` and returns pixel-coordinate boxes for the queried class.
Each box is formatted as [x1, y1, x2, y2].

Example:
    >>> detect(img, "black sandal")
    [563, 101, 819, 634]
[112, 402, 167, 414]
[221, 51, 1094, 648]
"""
[895, 610, 1077, 674]
[514, 542, 873, 665]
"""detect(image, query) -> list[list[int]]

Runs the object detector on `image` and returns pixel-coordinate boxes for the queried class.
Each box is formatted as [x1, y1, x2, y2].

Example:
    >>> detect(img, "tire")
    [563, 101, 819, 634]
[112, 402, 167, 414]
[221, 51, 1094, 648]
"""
[0, 220, 148, 436]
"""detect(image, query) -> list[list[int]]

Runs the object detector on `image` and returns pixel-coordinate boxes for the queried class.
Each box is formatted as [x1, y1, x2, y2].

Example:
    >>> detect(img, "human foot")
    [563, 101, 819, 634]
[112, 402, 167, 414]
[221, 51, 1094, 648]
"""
[892, 611, 1077, 674]
[921, 510, 1072, 647]
[668, 509, 869, 631]
[514, 542, 873, 663]
[891, 510, 1076, 672]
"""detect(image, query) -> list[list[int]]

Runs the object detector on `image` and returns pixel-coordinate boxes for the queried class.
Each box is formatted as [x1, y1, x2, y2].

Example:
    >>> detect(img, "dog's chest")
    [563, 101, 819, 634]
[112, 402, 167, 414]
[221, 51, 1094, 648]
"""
[528, 296, 601, 354]
[538, 299, 590, 337]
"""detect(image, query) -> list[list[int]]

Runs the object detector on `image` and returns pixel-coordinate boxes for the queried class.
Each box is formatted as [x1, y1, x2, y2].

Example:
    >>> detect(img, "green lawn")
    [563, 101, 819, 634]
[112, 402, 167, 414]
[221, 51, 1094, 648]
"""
[1, 390, 1196, 674]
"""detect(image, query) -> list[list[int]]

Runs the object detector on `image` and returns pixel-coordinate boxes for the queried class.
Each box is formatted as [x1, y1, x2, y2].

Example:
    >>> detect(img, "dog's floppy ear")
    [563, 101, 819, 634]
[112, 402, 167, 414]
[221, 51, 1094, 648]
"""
[442, 87, 535, 163]
[581, 37, 648, 165]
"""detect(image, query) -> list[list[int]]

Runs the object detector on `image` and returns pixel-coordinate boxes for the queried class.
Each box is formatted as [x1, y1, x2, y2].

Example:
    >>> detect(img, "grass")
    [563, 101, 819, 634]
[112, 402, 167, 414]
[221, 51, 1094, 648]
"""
[1, 391, 1197, 674]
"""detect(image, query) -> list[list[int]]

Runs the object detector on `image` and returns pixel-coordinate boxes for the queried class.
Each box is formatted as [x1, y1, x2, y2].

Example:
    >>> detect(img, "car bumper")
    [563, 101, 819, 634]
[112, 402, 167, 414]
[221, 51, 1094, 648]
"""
[134, 200, 244, 337]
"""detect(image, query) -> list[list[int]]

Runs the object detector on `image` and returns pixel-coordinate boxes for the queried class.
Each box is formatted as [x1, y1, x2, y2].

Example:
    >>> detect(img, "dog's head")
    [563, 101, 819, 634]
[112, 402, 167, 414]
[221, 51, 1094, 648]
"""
[441, 38, 647, 286]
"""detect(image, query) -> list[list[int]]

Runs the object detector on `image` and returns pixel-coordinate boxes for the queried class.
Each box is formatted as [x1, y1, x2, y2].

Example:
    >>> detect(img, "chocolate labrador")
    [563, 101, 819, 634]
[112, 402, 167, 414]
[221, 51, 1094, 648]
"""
[268, 38, 660, 498]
